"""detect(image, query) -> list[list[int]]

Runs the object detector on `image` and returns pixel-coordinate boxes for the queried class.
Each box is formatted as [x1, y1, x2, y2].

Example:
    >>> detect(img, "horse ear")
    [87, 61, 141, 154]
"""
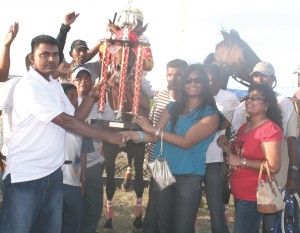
[229, 29, 241, 40]
[107, 20, 120, 34]
[136, 23, 148, 36]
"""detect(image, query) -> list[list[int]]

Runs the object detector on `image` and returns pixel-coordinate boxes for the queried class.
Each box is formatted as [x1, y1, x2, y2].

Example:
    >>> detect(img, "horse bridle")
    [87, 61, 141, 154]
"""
[214, 53, 251, 88]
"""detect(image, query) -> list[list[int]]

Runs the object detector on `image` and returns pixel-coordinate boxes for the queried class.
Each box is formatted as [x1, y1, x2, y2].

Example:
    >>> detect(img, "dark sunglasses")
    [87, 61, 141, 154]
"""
[185, 77, 203, 85]
[244, 95, 265, 101]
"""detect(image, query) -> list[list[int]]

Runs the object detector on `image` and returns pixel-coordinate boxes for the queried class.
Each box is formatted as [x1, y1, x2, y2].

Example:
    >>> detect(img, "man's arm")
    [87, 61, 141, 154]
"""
[0, 22, 19, 82]
[56, 12, 79, 56]
[52, 112, 121, 145]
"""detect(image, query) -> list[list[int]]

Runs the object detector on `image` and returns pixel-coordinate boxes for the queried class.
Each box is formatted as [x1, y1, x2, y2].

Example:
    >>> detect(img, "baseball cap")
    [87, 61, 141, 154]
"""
[293, 65, 300, 74]
[250, 61, 275, 77]
[72, 66, 91, 79]
[70, 39, 89, 51]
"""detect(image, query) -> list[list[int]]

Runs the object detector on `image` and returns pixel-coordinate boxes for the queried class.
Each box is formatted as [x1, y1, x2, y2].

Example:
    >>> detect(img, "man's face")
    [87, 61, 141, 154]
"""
[166, 67, 185, 90]
[72, 71, 93, 97]
[65, 88, 78, 108]
[30, 43, 60, 79]
[251, 72, 274, 88]
[70, 47, 88, 66]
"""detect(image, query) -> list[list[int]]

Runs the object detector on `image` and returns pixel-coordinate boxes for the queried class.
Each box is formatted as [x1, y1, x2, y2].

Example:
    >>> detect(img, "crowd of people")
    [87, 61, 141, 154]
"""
[0, 6, 299, 233]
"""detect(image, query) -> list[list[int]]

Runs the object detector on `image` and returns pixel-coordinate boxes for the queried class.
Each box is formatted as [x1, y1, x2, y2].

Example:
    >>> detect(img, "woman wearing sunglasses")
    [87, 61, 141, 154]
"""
[121, 63, 223, 233]
[218, 84, 283, 233]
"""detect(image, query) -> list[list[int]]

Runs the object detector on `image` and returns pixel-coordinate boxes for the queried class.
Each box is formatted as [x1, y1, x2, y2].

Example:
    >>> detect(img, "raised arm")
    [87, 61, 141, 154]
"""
[0, 22, 19, 82]
[56, 12, 80, 56]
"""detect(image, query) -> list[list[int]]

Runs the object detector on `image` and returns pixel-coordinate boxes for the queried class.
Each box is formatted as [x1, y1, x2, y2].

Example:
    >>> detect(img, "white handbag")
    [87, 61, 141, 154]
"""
[147, 131, 176, 191]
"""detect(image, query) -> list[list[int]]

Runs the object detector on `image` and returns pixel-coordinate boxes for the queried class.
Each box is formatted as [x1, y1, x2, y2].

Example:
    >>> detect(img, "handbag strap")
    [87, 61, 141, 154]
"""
[258, 160, 272, 181]
[157, 131, 164, 159]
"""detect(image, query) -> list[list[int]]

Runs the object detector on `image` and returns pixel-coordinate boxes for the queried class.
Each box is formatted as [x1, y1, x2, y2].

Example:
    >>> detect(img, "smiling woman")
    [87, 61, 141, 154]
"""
[218, 83, 283, 233]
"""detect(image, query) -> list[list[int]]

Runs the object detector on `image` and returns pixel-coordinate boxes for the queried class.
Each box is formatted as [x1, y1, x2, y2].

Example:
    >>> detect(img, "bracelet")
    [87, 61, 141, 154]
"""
[155, 128, 161, 137]
[289, 165, 298, 171]
[133, 131, 144, 143]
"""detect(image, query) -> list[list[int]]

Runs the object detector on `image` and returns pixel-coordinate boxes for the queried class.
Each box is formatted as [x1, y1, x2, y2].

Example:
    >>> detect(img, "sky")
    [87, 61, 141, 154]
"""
[1, 0, 300, 97]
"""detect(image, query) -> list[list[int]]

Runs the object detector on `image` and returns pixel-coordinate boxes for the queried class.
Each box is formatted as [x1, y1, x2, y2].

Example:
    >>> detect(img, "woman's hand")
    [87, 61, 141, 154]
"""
[217, 135, 231, 153]
[227, 154, 242, 167]
[132, 113, 155, 134]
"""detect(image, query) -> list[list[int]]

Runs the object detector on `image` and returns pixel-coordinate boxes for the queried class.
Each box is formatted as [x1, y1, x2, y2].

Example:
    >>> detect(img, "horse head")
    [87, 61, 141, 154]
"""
[204, 29, 261, 89]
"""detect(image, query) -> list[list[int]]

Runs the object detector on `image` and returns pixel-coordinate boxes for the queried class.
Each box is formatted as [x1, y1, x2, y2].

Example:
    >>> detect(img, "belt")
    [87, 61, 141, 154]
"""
[64, 160, 72, 165]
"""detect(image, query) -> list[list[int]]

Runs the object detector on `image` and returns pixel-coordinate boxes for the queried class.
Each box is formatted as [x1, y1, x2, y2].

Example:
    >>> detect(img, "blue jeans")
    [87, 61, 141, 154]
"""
[233, 198, 263, 233]
[62, 184, 84, 233]
[81, 162, 103, 233]
[204, 162, 230, 233]
[143, 174, 203, 233]
[0, 168, 63, 233]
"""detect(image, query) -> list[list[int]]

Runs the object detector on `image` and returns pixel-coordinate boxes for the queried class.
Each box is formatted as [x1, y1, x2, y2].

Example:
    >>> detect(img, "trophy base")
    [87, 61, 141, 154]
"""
[90, 119, 141, 131]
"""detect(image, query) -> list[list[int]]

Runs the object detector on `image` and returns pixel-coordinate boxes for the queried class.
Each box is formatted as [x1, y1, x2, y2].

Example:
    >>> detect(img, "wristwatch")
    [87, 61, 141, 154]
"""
[241, 158, 247, 168]
[289, 165, 298, 171]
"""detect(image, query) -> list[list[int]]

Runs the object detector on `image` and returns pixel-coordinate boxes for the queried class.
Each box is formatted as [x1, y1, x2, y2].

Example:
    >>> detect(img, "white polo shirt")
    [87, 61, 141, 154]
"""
[4, 68, 74, 183]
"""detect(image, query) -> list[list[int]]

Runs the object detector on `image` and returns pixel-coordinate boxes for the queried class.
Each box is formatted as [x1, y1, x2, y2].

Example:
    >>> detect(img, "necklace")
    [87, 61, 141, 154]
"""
[244, 119, 267, 132]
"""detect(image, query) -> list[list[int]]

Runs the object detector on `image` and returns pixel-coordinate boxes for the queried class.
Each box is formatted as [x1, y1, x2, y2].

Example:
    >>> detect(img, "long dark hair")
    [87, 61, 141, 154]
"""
[170, 63, 217, 132]
[248, 84, 283, 130]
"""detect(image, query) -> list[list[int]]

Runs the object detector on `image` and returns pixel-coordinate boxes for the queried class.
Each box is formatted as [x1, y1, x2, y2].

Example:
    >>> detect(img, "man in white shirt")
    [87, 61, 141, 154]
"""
[0, 35, 122, 233]
[205, 64, 240, 233]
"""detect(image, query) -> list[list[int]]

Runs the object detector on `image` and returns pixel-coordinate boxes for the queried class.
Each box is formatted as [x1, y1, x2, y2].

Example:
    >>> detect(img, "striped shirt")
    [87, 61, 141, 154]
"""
[147, 90, 174, 162]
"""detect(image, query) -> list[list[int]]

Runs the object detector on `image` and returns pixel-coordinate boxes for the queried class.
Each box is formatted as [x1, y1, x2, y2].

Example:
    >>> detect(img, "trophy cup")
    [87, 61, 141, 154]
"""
[91, 7, 151, 131]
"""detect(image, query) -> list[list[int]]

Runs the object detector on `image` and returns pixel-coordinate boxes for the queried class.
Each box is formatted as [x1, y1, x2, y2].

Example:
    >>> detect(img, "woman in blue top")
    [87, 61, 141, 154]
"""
[122, 63, 223, 233]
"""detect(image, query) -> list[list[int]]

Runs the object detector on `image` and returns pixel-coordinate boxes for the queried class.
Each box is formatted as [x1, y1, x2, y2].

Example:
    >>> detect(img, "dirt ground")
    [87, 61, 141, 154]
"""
[97, 185, 235, 233]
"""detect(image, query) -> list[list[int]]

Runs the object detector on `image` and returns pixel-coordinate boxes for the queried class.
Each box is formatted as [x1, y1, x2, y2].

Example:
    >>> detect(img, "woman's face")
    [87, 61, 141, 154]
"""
[245, 90, 268, 116]
[184, 71, 203, 97]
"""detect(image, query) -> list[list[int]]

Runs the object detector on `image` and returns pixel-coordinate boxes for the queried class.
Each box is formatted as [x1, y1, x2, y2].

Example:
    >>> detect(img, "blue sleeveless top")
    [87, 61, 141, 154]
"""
[153, 102, 223, 175]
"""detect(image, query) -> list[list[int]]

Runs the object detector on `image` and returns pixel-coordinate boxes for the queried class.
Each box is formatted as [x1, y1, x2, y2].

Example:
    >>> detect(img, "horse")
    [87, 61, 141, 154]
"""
[99, 24, 154, 231]
[204, 29, 261, 90]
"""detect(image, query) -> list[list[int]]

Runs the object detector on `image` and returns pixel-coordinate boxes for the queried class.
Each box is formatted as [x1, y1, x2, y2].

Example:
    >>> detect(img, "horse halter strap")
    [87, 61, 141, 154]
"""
[214, 53, 237, 78]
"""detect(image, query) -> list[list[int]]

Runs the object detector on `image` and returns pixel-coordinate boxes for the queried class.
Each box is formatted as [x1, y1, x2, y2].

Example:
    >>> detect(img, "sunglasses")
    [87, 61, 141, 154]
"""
[185, 77, 203, 85]
[244, 95, 265, 101]
[251, 72, 271, 79]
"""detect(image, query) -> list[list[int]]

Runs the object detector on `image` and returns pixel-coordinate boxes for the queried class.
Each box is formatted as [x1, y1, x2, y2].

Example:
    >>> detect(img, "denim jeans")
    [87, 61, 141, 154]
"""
[0, 168, 63, 233]
[204, 162, 230, 233]
[62, 184, 84, 233]
[233, 198, 263, 233]
[143, 174, 203, 233]
[80, 162, 103, 233]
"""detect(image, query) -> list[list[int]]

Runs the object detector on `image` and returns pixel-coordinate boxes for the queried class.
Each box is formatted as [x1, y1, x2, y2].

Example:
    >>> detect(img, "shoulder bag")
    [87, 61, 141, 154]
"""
[257, 160, 284, 213]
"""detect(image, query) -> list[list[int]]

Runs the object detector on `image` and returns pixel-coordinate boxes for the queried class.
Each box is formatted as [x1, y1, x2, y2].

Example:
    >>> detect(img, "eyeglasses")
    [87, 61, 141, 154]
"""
[244, 95, 265, 101]
[185, 77, 203, 85]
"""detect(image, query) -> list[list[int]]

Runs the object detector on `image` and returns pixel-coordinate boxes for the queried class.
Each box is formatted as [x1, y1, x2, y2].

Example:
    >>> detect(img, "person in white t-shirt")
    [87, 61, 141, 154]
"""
[61, 83, 95, 233]
[0, 35, 123, 233]
[204, 64, 240, 233]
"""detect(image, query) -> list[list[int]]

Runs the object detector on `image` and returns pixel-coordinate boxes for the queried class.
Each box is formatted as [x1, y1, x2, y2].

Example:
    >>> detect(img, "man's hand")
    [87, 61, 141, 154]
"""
[4, 22, 19, 47]
[64, 12, 80, 26]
